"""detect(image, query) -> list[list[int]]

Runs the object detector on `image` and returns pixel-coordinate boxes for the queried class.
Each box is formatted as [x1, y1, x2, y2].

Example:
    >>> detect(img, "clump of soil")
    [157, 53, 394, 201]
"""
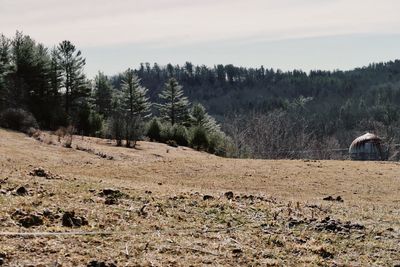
[323, 195, 344, 202]
[11, 210, 43, 228]
[29, 167, 60, 179]
[203, 195, 214, 201]
[314, 216, 365, 233]
[87, 260, 117, 267]
[62, 211, 88, 227]
[98, 188, 128, 205]
[15, 186, 28, 196]
[224, 191, 234, 200]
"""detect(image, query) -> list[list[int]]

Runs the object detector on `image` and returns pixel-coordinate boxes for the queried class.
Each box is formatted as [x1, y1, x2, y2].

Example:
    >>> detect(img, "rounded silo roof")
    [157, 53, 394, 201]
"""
[350, 133, 381, 150]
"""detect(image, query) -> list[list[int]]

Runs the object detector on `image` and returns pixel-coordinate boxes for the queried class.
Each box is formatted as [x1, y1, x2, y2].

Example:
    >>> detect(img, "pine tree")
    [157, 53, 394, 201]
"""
[120, 68, 151, 147]
[0, 34, 12, 110]
[93, 71, 113, 117]
[57, 40, 88, 116]
[121, 69, 151, 118]
[190, 103, 220, 133]
[157, 78, 189, 125]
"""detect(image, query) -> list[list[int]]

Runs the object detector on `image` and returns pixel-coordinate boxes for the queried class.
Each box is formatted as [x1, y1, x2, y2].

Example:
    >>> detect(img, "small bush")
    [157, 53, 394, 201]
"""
[147, 118, 162, 142]
[171, 125, 189, 146]
[160, 123, 173, 143]
[0, 108, 38, 133]
[63, 125, 75, 148]
[190, 126, 209, 150]
[55, 127, 67, 142]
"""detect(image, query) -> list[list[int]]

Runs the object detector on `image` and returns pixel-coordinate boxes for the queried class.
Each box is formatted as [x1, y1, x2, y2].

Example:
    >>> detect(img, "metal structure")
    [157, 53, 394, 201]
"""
[349, 133, 384, 161]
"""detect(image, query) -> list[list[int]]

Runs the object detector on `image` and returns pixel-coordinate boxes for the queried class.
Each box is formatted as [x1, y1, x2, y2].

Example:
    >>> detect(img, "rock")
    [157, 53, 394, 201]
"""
[203, 195, 214, 201]
[16, 186, 28, 196]
[62, 211, 88, 227]
[0, 257, 4, 265]
[224, 191, 234, 200]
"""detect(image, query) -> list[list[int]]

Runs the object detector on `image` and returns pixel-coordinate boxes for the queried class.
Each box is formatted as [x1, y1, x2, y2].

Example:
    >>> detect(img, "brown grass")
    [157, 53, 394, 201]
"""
[0, 128, 399, 266]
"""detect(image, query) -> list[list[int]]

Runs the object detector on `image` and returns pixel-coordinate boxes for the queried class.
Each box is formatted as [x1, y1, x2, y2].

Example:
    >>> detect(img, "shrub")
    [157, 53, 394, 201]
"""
[0, 108, 38, 133]
[190, 126, 209, 150]
[147, 118, 162, 142]
[160, 123, 173, 143]
[63, 125, 75, 148]
[171, 125, 189, 146]
[55, 127, 67, 142]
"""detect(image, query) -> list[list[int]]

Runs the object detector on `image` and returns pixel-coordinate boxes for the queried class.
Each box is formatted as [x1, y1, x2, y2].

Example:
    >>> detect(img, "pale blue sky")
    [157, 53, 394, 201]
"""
[1, 0, 400, 77]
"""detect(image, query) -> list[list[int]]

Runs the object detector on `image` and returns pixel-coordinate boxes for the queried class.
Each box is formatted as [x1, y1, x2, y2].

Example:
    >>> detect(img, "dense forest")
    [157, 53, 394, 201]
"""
[1, 32, 400, 159]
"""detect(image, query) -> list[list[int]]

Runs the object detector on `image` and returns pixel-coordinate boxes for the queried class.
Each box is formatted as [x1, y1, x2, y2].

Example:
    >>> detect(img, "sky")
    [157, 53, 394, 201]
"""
[1, 0, 400, 77]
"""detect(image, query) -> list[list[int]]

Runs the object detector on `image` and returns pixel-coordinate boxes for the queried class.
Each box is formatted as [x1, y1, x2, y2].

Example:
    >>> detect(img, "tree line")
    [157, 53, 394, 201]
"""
[1, 31, 400, 159]
[0, 32, 228, 155]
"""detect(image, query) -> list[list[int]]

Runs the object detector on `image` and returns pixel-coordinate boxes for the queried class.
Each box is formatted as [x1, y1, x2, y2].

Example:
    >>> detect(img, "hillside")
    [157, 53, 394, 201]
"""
[0, 128, 399, 266]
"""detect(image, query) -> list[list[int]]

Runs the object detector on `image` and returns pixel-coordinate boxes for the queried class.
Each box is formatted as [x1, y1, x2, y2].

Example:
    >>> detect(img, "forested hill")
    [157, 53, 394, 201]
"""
[118, 61, 400, 118]
[110, 61, 400, 157]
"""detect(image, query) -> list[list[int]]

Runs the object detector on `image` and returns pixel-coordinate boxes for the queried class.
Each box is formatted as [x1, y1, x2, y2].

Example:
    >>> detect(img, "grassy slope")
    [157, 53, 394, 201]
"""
[0, 128, 399, 266]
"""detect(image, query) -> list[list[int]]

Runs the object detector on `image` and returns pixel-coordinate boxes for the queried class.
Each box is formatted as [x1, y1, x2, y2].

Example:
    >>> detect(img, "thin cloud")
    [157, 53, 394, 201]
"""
[1, 0, 400, 47]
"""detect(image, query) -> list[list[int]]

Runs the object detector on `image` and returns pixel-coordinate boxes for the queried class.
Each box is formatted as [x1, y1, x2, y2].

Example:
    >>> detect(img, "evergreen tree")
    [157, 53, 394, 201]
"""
[121, 69, 151, 118]
[190, 103, 220, 133]
[120, 68, 151, 147]
[93, 71, 113, 117]
[57, 40, 88, 116]
[157, 78, 189, 125]
[0, 34, 12, 110]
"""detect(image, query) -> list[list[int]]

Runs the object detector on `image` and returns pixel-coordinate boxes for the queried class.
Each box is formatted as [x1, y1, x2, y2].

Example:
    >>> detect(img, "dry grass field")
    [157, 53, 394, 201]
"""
[0, 128, 399, 266]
